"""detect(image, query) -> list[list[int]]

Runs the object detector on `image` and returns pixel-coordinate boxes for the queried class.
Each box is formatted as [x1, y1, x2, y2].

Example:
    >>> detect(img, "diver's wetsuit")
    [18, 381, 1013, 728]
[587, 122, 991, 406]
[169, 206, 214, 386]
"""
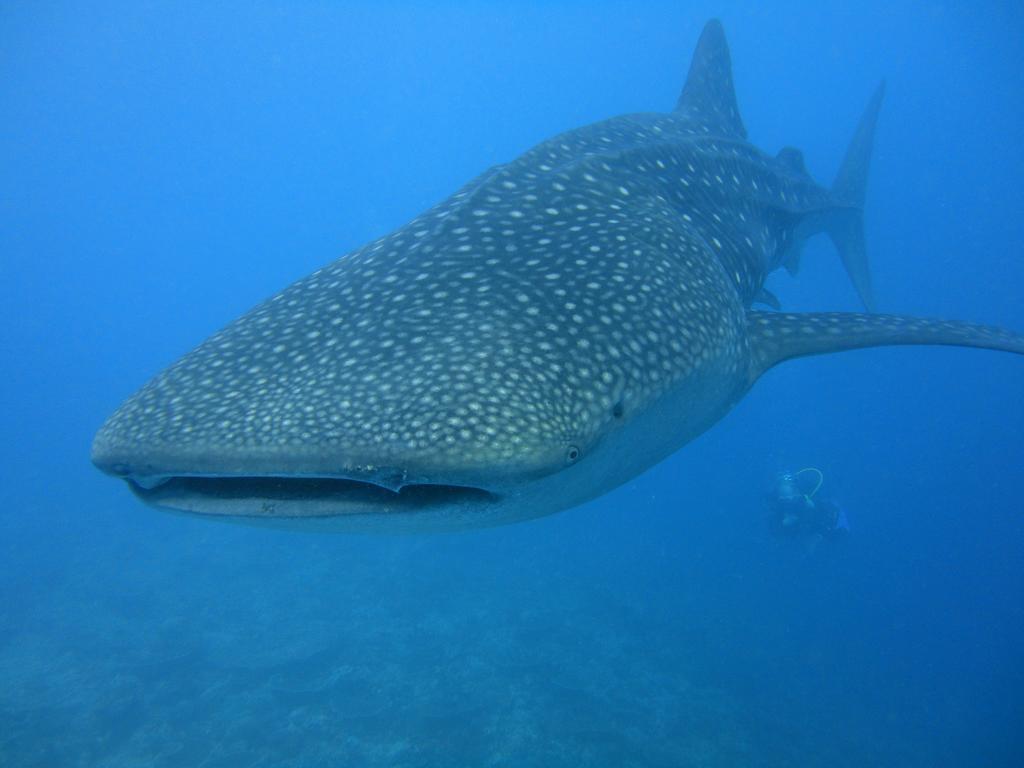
[767, 479, 847, 539]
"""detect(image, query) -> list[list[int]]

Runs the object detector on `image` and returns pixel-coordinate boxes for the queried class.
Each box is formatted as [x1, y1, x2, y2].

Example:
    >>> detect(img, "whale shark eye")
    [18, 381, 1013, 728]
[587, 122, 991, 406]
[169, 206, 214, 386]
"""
[566, 446, 581, 463]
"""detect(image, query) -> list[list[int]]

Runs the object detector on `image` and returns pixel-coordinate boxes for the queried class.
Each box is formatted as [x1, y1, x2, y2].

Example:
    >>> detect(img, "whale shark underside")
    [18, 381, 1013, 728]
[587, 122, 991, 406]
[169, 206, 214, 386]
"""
[91, 20, 1023, 531]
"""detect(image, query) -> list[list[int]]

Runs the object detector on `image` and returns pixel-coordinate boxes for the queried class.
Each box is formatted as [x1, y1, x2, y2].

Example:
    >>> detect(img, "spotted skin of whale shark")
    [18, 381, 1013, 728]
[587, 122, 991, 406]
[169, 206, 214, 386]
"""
[91, 20, 1024, 531]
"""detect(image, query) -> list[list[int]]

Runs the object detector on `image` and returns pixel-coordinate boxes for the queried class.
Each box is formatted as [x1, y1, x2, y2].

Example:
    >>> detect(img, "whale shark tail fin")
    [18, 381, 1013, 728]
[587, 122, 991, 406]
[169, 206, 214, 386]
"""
[746, 311, 1024, 384]
[826, 82, 886, 312]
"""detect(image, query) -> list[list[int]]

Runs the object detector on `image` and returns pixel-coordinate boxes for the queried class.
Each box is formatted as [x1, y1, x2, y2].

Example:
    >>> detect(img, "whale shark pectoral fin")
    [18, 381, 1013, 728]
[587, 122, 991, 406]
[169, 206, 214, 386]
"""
[746, 310, 1024, 383]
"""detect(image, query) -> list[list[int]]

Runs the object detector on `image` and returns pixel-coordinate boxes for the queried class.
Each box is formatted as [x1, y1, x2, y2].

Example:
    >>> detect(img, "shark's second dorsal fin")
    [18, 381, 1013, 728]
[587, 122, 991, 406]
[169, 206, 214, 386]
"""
[776, 147, 808, 176]
[675, 20, 747, 139]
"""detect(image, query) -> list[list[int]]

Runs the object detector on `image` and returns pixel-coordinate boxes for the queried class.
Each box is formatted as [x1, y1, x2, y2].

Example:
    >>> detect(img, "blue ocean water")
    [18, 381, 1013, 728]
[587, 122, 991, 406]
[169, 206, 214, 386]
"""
[2, 2, 1023, 765]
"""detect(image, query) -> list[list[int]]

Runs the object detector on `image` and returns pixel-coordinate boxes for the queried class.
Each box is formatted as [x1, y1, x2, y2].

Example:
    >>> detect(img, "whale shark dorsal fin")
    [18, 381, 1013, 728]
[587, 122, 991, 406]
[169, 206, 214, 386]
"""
[675, 20, 747, 139]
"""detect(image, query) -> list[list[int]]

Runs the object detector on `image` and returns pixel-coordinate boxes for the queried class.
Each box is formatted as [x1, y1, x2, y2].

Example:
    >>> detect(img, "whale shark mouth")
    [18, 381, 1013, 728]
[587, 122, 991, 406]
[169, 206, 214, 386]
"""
[125, 475, 500, 519]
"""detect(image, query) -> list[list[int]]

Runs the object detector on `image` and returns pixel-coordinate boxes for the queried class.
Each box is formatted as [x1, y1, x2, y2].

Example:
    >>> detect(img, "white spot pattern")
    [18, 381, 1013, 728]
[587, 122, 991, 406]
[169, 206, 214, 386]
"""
[95, 94, 834, 480]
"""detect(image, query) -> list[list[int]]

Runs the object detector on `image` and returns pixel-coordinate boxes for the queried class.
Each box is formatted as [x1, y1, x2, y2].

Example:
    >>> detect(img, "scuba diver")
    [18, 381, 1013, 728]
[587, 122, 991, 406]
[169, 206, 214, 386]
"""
[767, 468, 849, 552]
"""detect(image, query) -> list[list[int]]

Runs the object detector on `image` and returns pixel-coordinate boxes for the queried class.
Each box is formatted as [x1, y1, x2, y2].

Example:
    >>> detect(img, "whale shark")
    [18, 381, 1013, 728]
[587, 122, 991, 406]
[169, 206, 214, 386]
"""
[91, 20, 1023, 531]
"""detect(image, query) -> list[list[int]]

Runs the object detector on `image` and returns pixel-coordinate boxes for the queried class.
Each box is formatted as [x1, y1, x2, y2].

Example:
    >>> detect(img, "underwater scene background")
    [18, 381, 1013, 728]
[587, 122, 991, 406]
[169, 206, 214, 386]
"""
[2, 2, 1022, 766]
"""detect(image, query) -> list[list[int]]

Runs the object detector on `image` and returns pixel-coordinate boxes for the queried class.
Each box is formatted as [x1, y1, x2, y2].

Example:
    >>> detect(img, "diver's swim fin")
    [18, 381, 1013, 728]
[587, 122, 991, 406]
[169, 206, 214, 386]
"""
[746, 310, 1024, 382]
